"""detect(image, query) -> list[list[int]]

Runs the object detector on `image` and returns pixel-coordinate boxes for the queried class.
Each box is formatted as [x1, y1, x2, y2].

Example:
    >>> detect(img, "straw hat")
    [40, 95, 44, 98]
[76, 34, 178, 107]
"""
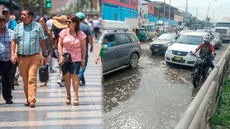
[52, 15, 68, 29]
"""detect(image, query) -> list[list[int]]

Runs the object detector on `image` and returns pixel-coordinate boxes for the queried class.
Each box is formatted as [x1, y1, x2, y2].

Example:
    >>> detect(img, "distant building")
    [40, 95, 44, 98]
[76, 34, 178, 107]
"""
[50, 0, 100, 16]
[102, 0, 138, 21]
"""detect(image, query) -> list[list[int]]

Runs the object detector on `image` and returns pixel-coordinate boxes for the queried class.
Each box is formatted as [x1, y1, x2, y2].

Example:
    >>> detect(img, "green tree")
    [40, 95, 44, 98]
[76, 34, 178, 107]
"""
[18, 0, 50, 15]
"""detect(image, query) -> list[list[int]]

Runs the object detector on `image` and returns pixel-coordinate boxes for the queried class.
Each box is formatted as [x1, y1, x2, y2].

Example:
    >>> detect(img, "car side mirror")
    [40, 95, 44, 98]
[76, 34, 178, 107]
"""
[102, 44, 108, 50]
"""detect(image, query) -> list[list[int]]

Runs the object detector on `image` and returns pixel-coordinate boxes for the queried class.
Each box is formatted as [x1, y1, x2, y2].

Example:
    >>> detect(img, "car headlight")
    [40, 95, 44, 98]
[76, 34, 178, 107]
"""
[166, 48, 172, 54]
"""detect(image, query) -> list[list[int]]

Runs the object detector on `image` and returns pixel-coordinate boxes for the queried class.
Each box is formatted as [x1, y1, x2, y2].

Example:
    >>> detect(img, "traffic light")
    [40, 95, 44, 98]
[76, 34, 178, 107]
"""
[46, 0, 52, 8]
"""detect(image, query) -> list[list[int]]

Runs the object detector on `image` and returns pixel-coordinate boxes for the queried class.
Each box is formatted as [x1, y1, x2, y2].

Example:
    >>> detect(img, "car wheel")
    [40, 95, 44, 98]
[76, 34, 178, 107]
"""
[129, 53, 139, 68]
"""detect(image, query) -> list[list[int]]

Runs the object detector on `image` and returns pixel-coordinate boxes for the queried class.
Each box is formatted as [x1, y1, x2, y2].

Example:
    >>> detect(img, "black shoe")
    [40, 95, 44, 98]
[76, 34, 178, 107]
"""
[6, 100, 13, 104]
[79, 80, 85, 86]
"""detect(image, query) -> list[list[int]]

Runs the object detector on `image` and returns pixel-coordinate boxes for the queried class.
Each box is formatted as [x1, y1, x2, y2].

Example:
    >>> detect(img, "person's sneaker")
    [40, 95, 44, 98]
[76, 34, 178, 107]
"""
[50, 68, 56, 73]
[6, 100, 13, 104]
[13, 79, 19, 86]
[79, 80, 86, 86]
[57, 79, 64, 87]
[24, 101, 29, 106]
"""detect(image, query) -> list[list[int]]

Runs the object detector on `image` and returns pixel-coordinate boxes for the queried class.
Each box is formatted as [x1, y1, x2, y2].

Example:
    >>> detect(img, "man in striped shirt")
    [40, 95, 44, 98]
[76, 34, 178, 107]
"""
[0, 15, 14, 104]
[11, 10, 47, 108]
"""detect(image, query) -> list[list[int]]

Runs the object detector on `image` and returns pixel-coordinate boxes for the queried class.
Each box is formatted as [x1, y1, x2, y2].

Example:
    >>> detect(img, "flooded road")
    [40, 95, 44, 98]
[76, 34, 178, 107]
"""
[103, 42, 228, 129]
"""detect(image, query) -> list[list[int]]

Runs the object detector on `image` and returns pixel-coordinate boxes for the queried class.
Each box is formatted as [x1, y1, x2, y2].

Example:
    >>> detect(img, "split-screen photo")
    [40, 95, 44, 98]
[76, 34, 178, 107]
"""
[0, 0, 230, 129]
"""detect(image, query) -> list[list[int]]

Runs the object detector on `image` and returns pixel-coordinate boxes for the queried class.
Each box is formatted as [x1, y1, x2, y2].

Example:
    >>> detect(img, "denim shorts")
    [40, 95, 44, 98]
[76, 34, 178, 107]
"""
[61, 62, 81, 75]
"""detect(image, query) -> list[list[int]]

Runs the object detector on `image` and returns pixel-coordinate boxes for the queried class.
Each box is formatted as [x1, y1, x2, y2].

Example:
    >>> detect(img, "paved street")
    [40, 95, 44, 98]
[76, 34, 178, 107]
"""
[0, 44, 103, 129]
[104, 42, 229, 129]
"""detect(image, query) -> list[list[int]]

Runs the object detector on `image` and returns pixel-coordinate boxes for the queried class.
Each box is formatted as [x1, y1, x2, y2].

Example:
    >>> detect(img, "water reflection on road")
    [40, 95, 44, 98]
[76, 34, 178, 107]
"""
[103, 42, 228, 129]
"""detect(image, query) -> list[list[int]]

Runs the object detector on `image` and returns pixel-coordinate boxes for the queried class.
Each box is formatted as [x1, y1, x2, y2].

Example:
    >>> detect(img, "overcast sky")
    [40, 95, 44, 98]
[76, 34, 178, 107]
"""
[150, 0, 229, 21]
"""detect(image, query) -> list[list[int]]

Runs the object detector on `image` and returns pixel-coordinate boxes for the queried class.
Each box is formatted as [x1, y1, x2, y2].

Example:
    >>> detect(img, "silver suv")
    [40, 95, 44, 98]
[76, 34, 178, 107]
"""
[99, 30, 141, 75]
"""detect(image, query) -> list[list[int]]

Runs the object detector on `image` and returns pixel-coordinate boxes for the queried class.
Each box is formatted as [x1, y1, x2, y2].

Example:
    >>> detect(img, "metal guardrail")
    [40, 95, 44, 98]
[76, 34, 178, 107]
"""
[175, 47, 230, 129]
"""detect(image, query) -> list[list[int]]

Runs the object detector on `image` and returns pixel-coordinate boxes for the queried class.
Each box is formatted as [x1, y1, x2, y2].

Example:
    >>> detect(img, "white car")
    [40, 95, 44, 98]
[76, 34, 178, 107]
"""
[165, 31, 210, 67]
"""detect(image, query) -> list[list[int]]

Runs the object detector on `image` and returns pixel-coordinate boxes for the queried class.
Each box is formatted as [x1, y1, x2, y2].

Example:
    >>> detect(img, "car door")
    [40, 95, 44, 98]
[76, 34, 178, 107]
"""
[114, 33, 133, 65]
[101, 34, 120, 72]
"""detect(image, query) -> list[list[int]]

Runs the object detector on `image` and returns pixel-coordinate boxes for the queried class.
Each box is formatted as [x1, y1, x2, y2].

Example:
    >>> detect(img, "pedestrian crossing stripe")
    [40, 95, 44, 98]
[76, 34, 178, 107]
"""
[12, 87, 102, 93]
[12, 97, 102, 103]
[0, 105, 102, 112]
[46, 111, 103, 118]
[0, 119, 103, 127]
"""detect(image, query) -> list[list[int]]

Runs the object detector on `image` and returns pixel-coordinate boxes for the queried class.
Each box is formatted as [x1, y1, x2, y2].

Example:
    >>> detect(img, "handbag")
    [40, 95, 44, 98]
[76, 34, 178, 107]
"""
[63, 53, 72, 63]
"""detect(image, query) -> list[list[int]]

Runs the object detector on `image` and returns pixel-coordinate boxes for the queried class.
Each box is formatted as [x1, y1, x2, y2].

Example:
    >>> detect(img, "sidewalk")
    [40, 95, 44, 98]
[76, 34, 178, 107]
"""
[0, 48, 103, 129]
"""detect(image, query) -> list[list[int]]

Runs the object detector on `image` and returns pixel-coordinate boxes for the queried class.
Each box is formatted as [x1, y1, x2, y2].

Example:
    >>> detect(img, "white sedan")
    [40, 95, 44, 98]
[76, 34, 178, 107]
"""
[165, 31, 210, 67]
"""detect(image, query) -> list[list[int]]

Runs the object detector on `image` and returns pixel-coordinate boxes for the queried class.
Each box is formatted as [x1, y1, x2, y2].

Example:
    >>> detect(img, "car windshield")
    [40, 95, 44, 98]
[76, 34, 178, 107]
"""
[138, 29, 145, 33]
[158, 33, 175, 40]
[176, 35, 203, 45]
[213, 33, 219, 38]
[147, 26, 155, 31]
[216, 23, 230, 28]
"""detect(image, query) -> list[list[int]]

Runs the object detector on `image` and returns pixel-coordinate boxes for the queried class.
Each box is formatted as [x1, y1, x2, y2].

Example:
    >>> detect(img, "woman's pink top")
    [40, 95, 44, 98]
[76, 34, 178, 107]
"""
[59, 29, 86, 62]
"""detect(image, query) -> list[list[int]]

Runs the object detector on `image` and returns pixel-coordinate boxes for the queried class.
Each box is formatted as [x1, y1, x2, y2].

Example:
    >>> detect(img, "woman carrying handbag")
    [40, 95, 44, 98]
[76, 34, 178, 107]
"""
[58, 15, 86, 106]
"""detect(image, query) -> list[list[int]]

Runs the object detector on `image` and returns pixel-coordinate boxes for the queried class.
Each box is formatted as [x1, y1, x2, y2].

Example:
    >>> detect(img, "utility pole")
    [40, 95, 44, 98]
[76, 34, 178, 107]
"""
[163, 0, 166, 32]
[40, 0, 44, 16]
[185, 0, 188, 13]
[9, 0, 12, 12]
[163, 0, 166, 19]
[196, 8, 198, 18]
[168, 0, 171, 20]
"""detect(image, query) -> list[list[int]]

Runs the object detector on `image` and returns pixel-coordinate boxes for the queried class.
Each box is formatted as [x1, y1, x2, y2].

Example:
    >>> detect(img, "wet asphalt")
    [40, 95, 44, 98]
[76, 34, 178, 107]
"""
[103, 41, 228, 129]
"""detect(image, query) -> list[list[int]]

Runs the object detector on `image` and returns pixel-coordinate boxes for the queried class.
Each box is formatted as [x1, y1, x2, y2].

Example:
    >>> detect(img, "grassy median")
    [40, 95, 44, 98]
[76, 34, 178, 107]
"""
[211, 79, 230, 129]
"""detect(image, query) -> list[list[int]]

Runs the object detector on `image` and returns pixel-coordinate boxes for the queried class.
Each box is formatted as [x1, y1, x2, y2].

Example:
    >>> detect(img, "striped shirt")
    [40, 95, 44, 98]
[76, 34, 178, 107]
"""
[0, 28, 14, 61]
[13, 21, 45, 55]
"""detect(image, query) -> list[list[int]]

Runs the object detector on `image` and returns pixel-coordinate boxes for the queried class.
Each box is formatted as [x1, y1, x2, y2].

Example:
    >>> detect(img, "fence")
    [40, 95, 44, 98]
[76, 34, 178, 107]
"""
[175, 47, 230, 129]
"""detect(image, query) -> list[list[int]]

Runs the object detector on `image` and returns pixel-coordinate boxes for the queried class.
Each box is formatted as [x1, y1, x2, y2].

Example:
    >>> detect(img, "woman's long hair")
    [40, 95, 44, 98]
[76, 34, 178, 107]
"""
[68, 15, 80, 34]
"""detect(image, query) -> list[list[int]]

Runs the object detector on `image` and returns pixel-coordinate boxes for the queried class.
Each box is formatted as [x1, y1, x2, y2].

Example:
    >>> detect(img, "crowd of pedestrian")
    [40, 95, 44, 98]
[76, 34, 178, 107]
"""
[0, 8, 102, 108]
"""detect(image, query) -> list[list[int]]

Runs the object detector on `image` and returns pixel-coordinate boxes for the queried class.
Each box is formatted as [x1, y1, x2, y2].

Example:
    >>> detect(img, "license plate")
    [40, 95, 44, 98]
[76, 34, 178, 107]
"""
[174, 56, 182, 60]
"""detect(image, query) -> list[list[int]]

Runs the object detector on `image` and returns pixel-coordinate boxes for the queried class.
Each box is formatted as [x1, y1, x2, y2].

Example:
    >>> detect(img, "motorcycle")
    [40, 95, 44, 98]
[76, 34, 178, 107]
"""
[191, 53, 215, 88]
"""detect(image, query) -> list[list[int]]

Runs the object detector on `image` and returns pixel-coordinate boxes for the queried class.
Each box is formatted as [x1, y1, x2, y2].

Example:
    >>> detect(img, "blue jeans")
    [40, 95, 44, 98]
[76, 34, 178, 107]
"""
[78, 55, 88, 83]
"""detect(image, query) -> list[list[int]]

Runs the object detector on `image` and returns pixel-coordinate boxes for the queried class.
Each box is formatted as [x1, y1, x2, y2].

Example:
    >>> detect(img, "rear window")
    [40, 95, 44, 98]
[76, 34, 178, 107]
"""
[115, 33, 131, 45]
[128, 33, 139, 42]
